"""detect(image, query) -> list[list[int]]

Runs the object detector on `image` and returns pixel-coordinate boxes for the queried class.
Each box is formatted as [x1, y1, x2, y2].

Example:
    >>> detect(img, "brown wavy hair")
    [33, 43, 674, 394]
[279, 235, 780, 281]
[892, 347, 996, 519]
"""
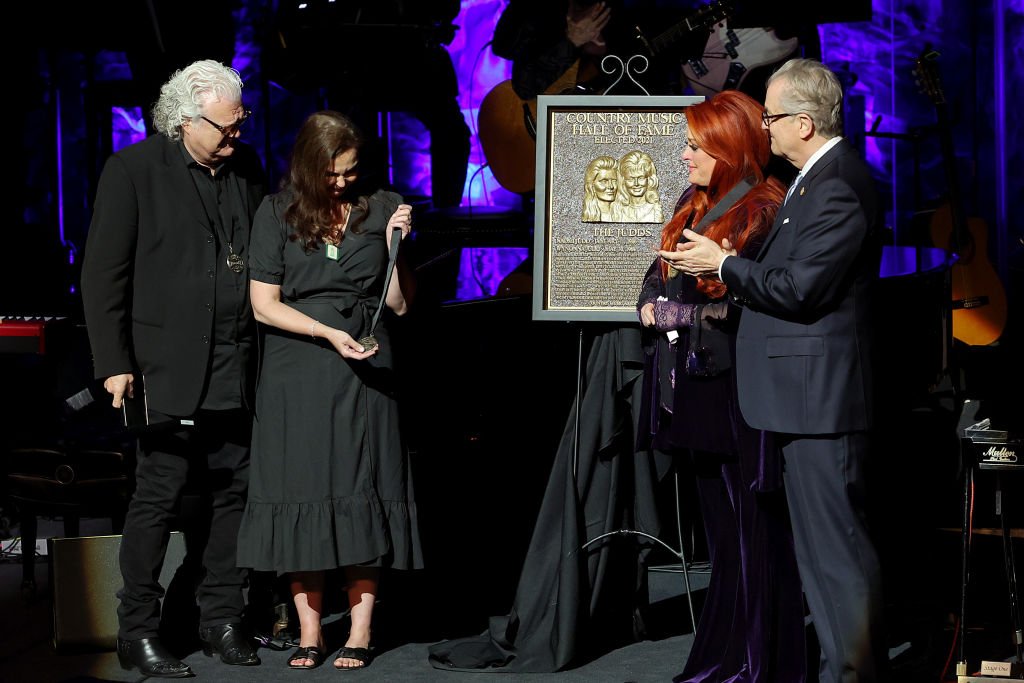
[285, 111, 370, 250]
[661, 91, 785, 297]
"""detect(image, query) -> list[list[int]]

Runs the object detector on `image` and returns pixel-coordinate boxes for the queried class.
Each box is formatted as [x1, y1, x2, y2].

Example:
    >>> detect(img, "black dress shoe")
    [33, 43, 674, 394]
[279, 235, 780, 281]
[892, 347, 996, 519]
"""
[116, 637, 194, 678]
[199, 622, 261, 665]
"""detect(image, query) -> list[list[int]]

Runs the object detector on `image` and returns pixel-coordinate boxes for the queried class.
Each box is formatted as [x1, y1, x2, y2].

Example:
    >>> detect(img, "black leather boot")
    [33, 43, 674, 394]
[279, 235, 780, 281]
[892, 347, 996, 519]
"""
[116, 637, 193, 678]
[198, 622, 261, 665]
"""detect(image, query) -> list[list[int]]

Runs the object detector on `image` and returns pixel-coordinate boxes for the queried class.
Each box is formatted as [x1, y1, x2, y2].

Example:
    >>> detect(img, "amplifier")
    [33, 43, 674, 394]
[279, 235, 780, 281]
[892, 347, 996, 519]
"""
[49, 532, 187, 650]
[966, 421, 1022, 471]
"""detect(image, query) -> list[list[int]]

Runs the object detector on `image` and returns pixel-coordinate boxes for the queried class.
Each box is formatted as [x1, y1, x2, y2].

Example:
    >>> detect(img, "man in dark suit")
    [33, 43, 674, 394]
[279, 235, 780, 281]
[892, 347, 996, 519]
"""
[666, 58, 884, 682]
[81, 59, 266, 677]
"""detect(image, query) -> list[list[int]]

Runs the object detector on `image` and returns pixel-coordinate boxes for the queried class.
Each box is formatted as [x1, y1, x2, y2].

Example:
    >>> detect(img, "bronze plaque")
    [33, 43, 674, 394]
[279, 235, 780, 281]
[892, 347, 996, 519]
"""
[532, 95, 704, 322]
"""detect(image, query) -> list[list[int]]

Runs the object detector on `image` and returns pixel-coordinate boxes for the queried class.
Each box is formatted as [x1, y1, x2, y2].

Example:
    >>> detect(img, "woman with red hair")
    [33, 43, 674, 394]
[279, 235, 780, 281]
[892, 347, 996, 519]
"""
[637, 90, 805, 683]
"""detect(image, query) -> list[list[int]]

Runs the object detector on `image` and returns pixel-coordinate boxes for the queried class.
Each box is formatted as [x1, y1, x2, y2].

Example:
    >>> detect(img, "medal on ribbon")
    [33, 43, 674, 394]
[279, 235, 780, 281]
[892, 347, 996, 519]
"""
[358, 227, 402, 353]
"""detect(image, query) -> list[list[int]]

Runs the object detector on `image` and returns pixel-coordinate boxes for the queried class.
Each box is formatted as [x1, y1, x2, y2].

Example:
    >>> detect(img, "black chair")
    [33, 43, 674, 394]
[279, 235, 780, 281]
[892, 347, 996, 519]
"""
[5, 446, 128, 591]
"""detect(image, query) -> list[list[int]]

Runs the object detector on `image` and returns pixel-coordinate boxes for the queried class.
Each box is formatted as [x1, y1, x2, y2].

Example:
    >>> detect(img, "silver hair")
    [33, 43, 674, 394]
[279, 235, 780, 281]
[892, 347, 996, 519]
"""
[768, 59, 844, 138]
[151, 60, 243, 140]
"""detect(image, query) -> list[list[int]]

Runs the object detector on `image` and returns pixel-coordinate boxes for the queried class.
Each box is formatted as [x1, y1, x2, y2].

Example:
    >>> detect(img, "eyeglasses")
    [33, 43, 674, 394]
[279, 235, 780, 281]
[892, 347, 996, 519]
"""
[200, 109, 252, 137]
[762, 110, 799, 126]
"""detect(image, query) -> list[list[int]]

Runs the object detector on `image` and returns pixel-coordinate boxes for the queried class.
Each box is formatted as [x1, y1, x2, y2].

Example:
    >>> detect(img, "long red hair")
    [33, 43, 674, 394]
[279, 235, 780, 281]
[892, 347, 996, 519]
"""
[661, 91, 785, 297]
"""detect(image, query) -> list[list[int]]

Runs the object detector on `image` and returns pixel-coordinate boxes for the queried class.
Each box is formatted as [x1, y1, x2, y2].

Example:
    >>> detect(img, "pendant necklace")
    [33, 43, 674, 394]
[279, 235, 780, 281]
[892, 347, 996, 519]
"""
[325, 203, 350, 261]
[226, 243, 244, 273]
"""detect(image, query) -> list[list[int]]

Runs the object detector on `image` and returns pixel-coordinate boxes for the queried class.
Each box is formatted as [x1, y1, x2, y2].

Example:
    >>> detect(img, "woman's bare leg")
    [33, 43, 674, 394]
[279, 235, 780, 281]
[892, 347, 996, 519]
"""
[289, 571, 324, 666]
[334, 566, 378, 669]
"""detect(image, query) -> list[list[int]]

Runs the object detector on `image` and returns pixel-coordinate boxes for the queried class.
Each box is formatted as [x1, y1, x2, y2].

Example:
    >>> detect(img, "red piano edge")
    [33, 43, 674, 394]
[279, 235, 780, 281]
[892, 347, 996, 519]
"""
[0, 321, 47, 353]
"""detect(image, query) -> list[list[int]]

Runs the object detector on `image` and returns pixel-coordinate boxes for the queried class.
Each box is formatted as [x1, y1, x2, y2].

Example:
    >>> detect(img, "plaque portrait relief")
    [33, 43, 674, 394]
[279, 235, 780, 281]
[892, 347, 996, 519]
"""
[617, 150, 663, 223]
[580, 151, 663, 224]
[533, 95, 703, 322]
[581, 156, 622, 222]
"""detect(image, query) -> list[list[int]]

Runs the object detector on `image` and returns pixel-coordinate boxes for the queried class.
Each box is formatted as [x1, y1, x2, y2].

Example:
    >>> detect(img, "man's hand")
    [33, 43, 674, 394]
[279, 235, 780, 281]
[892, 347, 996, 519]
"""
[567, 2, 610, 48]
[660, 229, 737, 276]
[104, 373, 134, 409]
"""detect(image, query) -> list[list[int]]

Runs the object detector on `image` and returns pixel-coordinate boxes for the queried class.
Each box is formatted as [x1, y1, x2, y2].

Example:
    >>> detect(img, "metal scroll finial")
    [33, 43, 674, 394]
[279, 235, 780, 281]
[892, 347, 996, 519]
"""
[600, 54, 651, 96]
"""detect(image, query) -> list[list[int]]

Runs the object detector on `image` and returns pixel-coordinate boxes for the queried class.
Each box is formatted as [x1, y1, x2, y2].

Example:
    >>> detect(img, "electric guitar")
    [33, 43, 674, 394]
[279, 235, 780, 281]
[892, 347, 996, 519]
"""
[913, 48, 1006, 346]
[682, 24, 798, 97]
[478, 0, 732, 194]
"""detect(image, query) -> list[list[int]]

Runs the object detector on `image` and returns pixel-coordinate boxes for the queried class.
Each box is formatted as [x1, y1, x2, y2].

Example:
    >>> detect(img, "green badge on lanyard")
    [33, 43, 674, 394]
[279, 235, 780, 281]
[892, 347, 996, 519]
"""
[326, 244, 339, 260]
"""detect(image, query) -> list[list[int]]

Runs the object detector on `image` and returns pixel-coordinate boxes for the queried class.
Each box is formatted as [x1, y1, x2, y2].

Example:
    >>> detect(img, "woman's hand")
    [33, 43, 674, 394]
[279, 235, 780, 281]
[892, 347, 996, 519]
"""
[639, 302, 656, 327]
[324, 327, 377, 361]
[386, 204, 414, 250]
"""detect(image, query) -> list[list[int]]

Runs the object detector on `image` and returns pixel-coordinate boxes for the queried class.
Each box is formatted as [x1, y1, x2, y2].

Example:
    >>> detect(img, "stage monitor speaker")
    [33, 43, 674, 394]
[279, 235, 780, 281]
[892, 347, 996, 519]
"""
[49, 531, 187, 650]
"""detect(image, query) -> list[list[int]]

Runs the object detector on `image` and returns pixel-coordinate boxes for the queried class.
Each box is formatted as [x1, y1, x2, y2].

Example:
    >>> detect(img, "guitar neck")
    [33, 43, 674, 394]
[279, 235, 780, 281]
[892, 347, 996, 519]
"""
[649, 20, 696, 55]
[644, 1, 730, 56]
[932, 102, 973, 249]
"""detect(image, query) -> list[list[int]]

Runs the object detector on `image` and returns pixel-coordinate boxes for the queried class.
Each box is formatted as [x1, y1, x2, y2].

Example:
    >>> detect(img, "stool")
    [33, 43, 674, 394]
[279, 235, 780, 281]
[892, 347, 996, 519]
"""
[5, 446, 129, 592]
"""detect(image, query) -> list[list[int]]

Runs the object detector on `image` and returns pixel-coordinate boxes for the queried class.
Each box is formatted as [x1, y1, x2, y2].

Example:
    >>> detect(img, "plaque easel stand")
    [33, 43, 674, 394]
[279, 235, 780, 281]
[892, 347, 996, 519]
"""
[572, 54, 699, 635]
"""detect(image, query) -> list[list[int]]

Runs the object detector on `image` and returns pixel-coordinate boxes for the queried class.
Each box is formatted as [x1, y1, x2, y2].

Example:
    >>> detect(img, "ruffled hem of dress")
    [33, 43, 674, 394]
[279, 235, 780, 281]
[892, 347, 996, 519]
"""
[237, 493, 423, 573]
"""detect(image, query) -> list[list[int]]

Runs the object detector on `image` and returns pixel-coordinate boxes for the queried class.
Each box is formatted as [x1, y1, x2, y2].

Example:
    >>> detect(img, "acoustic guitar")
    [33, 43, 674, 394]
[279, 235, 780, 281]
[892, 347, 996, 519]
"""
[478, 61, 588, 194]
[478, 0, 732, 194]
[914, 48, 1007, 346]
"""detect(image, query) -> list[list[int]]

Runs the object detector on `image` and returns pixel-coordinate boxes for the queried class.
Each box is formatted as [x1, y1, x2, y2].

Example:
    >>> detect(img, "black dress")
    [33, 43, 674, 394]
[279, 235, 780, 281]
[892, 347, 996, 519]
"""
[236, 189, 422, 573]
[637, 247, 805, 683]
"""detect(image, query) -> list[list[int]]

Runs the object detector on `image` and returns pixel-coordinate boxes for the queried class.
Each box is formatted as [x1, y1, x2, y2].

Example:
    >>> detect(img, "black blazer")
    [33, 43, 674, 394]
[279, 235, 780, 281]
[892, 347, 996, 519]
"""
[721, 139, 882, 435]
[81, 133, 266, 416]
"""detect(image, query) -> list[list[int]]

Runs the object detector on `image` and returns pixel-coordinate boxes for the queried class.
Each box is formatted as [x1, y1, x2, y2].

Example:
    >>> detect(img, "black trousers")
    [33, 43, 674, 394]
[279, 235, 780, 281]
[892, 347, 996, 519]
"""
[781, 431, 884, 683]
[117, 409, 251, 640]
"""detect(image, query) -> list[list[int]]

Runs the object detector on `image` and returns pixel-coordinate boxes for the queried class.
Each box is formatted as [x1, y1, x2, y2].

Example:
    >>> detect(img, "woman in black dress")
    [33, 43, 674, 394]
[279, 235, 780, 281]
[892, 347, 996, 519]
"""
[637, 91, 804, 682]
[237, 111, 422, 670]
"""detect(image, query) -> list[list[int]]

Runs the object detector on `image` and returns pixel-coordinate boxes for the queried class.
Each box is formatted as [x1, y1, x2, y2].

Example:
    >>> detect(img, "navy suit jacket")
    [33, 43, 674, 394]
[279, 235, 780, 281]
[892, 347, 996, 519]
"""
[81, 133, 266, 416]
[721, 139, 882, 435]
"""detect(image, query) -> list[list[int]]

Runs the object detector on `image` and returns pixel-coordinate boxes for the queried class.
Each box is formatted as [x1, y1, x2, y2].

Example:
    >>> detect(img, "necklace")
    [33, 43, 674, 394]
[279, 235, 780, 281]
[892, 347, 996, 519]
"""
[324, 202, 351, 260]
[335, 202, 352, 227]
[226, 243, 244, 272]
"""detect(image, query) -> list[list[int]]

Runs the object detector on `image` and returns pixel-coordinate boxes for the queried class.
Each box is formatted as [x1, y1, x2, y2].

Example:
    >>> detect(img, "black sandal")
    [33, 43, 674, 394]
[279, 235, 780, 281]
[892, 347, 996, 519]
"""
[334, 646, 372, 670]
[287, 646, 325, 669]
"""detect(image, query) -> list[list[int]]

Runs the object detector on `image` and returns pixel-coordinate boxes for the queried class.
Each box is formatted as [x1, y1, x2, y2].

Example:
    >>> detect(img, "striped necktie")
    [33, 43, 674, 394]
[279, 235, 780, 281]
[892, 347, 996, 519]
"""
[784, 174, 803, 205]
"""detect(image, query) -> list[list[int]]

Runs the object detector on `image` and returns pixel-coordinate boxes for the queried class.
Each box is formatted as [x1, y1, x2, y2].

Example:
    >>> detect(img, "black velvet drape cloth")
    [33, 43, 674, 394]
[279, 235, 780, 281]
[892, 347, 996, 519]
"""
[428, 326, 666, 672]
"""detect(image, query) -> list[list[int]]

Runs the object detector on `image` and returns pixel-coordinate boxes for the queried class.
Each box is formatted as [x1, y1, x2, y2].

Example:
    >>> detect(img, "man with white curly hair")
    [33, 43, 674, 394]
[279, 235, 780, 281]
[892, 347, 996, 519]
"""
[82, 59, 266, 677]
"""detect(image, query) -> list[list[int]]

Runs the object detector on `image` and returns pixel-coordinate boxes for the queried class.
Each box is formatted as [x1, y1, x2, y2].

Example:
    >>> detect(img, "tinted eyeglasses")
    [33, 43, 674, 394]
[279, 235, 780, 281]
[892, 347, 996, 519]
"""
[201, 109, 252, 137]
[761, 110, 798, 126]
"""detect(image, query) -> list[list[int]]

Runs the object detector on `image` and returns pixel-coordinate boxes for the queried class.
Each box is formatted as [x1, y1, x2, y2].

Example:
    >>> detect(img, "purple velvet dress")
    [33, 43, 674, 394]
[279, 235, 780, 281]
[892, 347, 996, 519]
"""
[638, 258, 806, 683]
